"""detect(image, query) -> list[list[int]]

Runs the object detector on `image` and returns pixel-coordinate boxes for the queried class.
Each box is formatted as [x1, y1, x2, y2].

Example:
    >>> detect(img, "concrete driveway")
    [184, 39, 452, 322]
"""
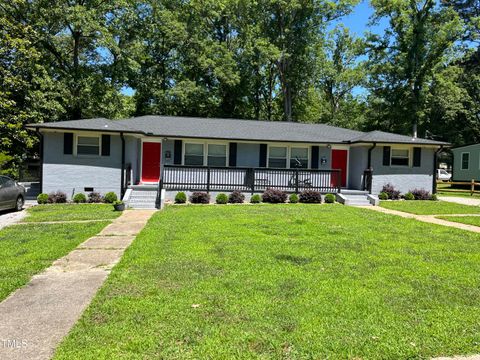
[0, 201, 36, 230]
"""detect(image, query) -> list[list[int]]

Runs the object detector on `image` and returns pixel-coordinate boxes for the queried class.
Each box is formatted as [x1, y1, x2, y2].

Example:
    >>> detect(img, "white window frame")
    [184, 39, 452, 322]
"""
[207, 143, 228, 167]
[74, 134, 101, 157]
[289, 146, 309, 169]
[267, 145, 311, 169]
[461, 152, 470, 170]
[390, 148, 410, 167]
[182, 141, 229, 167]
[267, 146, 288, 169]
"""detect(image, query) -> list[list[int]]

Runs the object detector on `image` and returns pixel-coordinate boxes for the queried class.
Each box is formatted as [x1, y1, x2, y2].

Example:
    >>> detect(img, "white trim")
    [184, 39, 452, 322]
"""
[461, 152, 470, 170]
[74, 134, 101, 157]
[140, 138, 163, 184]
[390, 147, 411, 167]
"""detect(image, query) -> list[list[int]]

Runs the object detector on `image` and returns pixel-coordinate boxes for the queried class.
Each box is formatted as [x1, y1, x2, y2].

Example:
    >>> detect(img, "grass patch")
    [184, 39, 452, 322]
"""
[0, 221, 109, 301]
[55, 205, 480, 359]
[380, 200, 480, 215]
[437, 216, 480, 227]
[24, 204, 120, 223]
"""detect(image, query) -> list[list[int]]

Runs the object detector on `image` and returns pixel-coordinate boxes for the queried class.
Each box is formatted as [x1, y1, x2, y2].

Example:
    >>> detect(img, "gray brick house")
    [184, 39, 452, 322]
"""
[27, 116, 447, 208]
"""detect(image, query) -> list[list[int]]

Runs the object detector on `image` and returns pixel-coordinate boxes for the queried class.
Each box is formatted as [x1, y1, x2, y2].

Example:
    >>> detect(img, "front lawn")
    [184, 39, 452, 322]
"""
[437, 216, 480, 227]
[380, 200, 480, 215]
[24, 204, 121, 223]
[0, 221, 109, 301]
[55, 205, 480, 359]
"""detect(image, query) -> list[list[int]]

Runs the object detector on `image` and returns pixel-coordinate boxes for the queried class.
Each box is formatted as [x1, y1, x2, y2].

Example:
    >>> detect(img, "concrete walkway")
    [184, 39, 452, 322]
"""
[438, 196, 480, 206]
[363, 206, 480, 233]
[0, 210, 155, 360]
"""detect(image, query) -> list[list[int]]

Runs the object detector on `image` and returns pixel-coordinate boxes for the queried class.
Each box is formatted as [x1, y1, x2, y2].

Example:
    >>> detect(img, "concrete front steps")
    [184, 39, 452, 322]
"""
[336, 190, 378, 207]
[124, 185, 158, 209]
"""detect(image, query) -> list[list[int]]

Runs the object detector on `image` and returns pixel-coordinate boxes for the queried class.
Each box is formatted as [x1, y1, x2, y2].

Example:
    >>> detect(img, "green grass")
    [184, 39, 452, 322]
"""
[380, 200, 480, 215]
[24, 204, 121, 222]
[55, 205, 480, 359]
[0, 221, 109, 301]
[437, 216, 480, 227]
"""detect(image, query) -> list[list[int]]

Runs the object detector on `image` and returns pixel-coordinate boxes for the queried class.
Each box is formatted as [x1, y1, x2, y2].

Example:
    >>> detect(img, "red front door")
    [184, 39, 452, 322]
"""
[142, 142, 161, 183]
[331, 149, 348, 188]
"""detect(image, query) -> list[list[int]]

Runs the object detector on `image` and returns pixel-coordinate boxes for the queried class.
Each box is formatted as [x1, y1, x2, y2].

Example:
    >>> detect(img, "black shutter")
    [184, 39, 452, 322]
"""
[229, 143, 237, 167]
[101, 135, 111, 156]
[413, 147, 421, 167]
[64, 133, 73, 155]
[259, 144, 267, 167]
[311, 146, 319, 169]
[173, 140, 182, 164]
[383, 146, 391, 166]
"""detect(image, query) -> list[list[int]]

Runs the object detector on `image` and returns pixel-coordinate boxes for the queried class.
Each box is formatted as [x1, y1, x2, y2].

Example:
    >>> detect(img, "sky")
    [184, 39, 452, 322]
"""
[121, 0, 387, 97]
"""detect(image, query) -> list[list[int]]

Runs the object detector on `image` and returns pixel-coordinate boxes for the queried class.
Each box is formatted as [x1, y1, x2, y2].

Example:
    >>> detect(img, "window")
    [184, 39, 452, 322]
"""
[207, 144, 227, 166]
[184, 143, 204, 165]
[390, 149, 409, 166]
[462, 152, 470, 170]
[268, 146, 287, 168]
[77, 136, 100, 156]
[290, 147, 309, 168]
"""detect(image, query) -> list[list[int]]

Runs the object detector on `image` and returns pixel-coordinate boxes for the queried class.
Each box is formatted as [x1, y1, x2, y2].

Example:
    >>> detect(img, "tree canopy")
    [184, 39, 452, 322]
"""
[0, 0, 478, 176]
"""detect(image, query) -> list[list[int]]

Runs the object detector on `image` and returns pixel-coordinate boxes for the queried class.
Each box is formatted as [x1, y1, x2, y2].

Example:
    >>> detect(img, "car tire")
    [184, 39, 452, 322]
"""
[15, 196, 24, 212]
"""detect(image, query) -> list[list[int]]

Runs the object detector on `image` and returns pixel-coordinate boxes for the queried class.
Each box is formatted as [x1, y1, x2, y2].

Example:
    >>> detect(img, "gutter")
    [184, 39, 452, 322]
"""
[35, 128, 44, 194]
[433, 145, 444, 194]
[120, 132, 126, 198]
[367, 142, 376, 169]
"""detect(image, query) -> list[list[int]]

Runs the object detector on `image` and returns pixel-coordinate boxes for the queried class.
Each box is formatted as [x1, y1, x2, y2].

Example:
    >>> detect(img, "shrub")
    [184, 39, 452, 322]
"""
[175, 192, 187, 204]
[324, 193, 336, 204]
[289, 193, 299, 203]
[404, 192, 415, 201]
[73, 193, 87, 203]
[37, 193, 49, 205]
[299, 190, 322, 204]
[410, 188, 432, 200]
[216, 193, 228, 204]
[381, 183, 401, 200]
[378, 192, 389, 200]
[250, 194, 262, 204]
[431, 194, 438, 201]
[88, 192, 103, 203]
[103, 192, 118, 204]
[228, 190, 245, 204]
[48, 191, 67, 204]
[190, 192, 210, 204]
[262, 188, 288, 203]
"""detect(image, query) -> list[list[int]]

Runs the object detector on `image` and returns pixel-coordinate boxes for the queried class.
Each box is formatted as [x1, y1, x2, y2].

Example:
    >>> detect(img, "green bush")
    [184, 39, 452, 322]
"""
[73, 193, 87, 203]
[289, 193, 299, 203]
[103, 192, 118, 204]
[431, 194, 438, 201]
[216, 193, 228, 204]
[379, 192, 389, 200]
[175, 192, 187, 204]
[37, 193, 49, 204]
[404, 192, 415, 201]
[324, 193, 336, 204]
[250, 194, 262, 204]
[228, 190, 245, 204]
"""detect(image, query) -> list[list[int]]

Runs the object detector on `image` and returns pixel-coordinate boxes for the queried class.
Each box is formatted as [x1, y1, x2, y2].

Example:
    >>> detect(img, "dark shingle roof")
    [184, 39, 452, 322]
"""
[27, 115, 448, 145]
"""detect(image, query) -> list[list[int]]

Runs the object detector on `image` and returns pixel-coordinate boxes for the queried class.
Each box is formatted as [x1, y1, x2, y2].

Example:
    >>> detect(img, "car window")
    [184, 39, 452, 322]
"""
[0, 176, 7, 187]
[4, 179, 14, 187]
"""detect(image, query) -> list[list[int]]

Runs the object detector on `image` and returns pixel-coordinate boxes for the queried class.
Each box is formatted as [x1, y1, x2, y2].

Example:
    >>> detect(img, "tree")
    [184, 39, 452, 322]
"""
[366, 0, 463, 136]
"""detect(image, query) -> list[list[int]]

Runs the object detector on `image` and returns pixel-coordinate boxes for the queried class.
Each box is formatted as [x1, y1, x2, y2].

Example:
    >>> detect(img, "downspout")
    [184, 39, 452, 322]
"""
[120, 132, 125, 198]
[433, 146, 444, 194]
[36, 128, 44, 194]
[366, 142, 377, 194]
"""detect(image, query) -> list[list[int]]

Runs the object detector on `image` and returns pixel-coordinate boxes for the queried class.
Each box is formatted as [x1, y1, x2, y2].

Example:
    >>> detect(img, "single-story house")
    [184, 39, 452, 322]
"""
[27, 116, 447, 208]
[451, 144, 480, 182]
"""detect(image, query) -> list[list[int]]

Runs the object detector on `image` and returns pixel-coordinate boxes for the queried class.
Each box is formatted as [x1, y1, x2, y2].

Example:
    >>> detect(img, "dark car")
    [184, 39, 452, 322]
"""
[0, 176, 26, 211]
